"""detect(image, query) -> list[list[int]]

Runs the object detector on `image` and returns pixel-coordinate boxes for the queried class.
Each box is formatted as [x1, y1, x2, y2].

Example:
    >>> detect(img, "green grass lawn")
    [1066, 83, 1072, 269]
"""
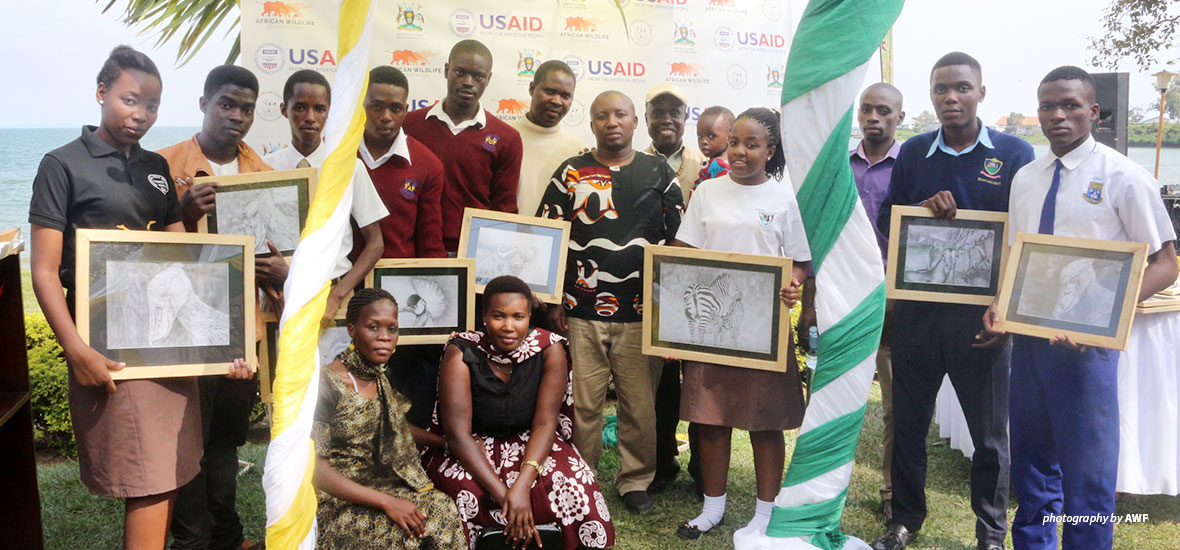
[38, 384, 1180, 549]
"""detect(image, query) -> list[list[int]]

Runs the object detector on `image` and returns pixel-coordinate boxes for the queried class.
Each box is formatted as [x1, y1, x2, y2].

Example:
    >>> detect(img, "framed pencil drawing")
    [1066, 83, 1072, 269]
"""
[995, 233, 1148, 350]
[195, 167, 317, 255]
[886, 206, 1009, 305]
[259, 314, 351, 404]
[75, 229, 256, 380]
[642, 244, 792, 372]
[457, 208, 571, 304]
[364, 258, 476, 344]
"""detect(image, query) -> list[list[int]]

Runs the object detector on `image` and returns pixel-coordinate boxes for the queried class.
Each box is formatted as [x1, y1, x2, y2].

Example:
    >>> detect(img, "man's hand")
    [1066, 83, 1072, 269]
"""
[181, 182, 218, 228]
[225, 358, 256, 380]
[256, 241, 290, 288]
[924, 190, 957, 220]
[974, 302, 1007, 348]
[65, 345, 123, 394]
[323, 284, 349, 322]
[1049, 333, 1087, 353]
[779, 278, 802, 308]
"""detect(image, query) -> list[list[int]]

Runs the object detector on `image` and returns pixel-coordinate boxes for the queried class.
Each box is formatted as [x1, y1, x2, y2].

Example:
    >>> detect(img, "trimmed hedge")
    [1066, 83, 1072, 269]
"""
[26, 314, 75, 455]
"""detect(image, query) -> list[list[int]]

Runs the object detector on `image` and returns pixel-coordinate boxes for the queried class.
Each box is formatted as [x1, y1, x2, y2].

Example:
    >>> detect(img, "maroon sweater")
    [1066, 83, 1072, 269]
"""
[402, 107, 523, 252]
[360, 135, 446, 259]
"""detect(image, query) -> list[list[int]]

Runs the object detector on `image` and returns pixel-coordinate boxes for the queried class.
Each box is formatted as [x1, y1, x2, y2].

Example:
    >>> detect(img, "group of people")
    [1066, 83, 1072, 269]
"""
[26, 35, 1177, 550]
[851, 54, 1177, 550]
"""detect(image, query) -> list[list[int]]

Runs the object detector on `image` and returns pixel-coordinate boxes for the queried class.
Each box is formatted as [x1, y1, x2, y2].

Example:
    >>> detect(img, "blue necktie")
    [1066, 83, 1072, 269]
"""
[1038, 159, 1063, 235]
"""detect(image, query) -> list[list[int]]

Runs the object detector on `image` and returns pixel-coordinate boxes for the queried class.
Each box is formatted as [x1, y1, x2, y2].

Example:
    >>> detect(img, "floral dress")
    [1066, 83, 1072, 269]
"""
[312, 365, 466, 550]
[421, 329, 615, 549]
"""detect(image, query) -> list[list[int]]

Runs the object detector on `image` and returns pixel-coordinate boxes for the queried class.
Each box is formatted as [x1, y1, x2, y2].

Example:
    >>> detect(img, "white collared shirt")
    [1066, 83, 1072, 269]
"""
[1009, 136, 1175, 253]
[262, 140, 390, 278]
[425, 101, 486, 135]
[926, 120, 995, 158]
[359, 130, 412, 170]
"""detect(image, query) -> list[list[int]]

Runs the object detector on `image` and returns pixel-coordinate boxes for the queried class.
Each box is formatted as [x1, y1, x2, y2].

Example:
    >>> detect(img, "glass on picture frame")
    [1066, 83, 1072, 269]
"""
[886, 206, 1009, 305]
[364, 258, 477, 345]
[457, 208, 571, 304]
[196, 167, 317, 255]
[75, 229, 256, 380]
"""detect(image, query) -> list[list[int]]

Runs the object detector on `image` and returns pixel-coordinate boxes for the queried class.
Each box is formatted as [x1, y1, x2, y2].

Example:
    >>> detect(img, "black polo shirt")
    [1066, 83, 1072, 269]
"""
[29, 126, 182, 291]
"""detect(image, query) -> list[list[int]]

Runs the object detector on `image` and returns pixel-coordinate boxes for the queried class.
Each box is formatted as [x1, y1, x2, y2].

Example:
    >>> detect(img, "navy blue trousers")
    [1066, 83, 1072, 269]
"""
[1010, 336, 1120, 550]
[889, 302, 1010, 545]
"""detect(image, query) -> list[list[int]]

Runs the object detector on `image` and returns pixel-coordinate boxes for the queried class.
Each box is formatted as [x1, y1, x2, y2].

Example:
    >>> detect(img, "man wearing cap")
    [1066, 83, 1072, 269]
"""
[645, 82, 708, 497]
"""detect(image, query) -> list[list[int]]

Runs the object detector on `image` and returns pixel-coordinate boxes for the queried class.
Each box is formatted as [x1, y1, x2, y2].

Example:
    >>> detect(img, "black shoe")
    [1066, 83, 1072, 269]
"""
[676, 519, 724, 540]
[977, 544, 1003, 550]
[622, 490, 653, 514]
[648, 467, 679, 493]
[871, 524, 916, 550]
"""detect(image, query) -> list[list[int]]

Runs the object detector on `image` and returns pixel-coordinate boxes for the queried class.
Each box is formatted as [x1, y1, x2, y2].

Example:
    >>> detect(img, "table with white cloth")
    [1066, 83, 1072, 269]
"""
[931, 311, 1180, 496]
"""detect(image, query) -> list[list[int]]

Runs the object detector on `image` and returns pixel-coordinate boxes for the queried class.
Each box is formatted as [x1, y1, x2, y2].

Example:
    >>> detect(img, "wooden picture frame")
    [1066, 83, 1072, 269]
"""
[995, 232, 1148, 350]
[886, 206, 1009, 305]
[364, 258, 477, 344]
[258, 314, 352, 404]
[195, 167, 317, 256]
[457, 208, 571, 304]
[642, 244, 793, 372]
[75, 229, 256, 380]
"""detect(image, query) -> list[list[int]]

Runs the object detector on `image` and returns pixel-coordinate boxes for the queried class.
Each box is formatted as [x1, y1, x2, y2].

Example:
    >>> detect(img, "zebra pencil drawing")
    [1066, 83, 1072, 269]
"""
[682, 273, 744, 343]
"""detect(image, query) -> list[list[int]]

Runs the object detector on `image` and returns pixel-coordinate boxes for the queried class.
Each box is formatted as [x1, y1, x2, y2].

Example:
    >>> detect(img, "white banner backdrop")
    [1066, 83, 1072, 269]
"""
[242, 0, 799, 155]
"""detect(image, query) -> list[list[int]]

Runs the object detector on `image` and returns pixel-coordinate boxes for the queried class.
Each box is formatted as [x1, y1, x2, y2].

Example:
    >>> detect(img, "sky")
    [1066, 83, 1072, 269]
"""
[0, 0, 1176, 129]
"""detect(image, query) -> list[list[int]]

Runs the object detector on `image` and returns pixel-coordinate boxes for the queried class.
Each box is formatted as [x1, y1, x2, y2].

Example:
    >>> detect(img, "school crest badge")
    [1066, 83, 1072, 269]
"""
[482, 133, 500, 152]
[756, 208, 776, 227]
[401, 178, 419, 199]
[1084, 180, 1104, 204]
[981, 157, 1003, 178]
[147, 174, 169, 194]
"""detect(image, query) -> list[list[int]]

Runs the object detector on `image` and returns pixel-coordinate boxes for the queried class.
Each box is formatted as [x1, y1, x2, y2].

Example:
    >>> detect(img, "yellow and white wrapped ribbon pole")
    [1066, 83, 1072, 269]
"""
[263, 1, 375, 548]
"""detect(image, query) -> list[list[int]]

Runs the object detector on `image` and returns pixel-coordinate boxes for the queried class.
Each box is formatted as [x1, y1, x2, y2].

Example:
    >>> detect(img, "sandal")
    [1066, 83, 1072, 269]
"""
[676, 519, 723, 540]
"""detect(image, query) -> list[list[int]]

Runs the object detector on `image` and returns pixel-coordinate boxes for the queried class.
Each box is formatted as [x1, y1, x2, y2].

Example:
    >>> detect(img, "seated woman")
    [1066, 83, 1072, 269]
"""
[312, 288, 466, 549]
[422, 276, 614, 550]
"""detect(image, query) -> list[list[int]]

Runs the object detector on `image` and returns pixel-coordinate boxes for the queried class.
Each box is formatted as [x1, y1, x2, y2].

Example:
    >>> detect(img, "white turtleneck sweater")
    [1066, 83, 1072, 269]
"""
[509, 115, 588, 216]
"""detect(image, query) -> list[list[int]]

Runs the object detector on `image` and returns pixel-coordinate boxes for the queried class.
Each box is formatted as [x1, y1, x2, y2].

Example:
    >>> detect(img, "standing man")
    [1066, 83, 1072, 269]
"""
[871, 52, 1034, 550]
[402, 39, 523, 253]
[644, 83, 707, 496]
[982, 66, 1177, 550]
[537, 91, 683, 514]
[510, 60, 587, 217]
[850, 82, 904, 523]
[261, 68, 388, 321]
[643, 83, 708, 194]
[359, 65, 447, 428]
[158, 65, 272, 550]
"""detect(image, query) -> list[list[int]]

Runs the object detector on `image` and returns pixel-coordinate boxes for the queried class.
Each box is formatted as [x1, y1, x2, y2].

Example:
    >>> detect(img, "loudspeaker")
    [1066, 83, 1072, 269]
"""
[1090, 72, 1129, 155]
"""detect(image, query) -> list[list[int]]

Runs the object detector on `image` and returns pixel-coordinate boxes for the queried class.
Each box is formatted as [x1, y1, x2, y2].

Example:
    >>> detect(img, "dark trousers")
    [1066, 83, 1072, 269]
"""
[170, 377, 256, 550]
[1010, 336, 1119, 550]
[653, 361, 700, 486]
[386, 345, 444, 428]
[889, 302, 1010, 545]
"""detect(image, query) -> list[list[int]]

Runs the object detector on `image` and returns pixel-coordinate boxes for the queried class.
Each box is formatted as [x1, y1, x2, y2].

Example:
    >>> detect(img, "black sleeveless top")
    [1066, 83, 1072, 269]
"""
[448, 328, 559, 437]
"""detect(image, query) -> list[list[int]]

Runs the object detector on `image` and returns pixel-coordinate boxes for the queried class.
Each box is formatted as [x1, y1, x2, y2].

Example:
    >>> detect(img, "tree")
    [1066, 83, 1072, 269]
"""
[912, 110, 938, 131]
[1089, 0, 1180, 71]
[1005, 112, 1025, 134]
[100, 0, 239, 65]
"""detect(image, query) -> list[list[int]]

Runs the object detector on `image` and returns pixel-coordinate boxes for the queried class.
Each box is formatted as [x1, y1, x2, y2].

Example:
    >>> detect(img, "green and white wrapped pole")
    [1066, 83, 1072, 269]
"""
[736, 1, 903, 549]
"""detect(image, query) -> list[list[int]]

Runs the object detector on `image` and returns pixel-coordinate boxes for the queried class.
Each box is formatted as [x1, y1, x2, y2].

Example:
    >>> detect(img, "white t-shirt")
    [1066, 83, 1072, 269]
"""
[509, 115, 587, 216]
[676, 174, 812, 261]
[208, 158, 239, 176]
[1009, 137, 1175, 252]
[263, 142, 389, 279]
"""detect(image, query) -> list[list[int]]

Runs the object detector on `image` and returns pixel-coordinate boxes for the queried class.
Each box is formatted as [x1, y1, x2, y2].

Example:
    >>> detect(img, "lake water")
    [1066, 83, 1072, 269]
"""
[3, 128, 1179, 253]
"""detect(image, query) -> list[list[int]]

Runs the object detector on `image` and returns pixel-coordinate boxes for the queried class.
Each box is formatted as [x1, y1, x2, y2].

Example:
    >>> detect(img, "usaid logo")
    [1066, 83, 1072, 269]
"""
[450, 9, 476, 37]
[714, 27, 735, 52]
[254, 43, 284, 74]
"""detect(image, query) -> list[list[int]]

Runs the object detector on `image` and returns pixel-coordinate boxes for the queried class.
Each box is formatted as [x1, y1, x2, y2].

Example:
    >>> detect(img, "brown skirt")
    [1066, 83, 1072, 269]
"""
[69, 372, 203, 498]
[680, 356, 805, 432]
